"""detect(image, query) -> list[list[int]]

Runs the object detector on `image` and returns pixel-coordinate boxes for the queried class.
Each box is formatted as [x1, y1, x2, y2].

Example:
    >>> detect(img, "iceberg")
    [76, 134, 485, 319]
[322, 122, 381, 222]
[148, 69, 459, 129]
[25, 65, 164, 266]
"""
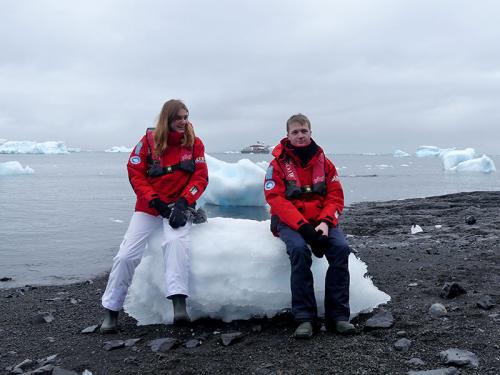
[124, 217, 390, 324]
[439, 148, 496, 173]
[0, 161, 34, 175]
[0, 141, 69, 154]
[440, 148, 476, 170]
[104, 146, 133, 153]
[393, 149, 410, 157]
[415, 145, 455, 158]
[450, 154, 496, 173]
[203, 154, 266, 206]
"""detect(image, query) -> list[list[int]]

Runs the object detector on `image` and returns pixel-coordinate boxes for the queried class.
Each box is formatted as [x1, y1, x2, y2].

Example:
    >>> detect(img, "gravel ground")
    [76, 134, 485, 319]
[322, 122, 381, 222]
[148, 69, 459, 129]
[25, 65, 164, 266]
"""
[1, 191, 499, 375]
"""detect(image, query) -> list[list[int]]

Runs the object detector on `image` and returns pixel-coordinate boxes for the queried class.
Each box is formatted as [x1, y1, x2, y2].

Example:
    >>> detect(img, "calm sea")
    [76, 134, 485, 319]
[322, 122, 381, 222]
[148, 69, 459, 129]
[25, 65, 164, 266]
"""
[1, 152, 499, 287]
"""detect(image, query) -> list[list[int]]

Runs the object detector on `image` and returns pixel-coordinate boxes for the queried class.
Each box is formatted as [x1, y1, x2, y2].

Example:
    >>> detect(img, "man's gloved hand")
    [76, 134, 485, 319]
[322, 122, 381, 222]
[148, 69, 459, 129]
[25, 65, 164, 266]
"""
[149, 198, 171, 218]
[298, 224, 328, 258]
[169, 197, 188, 228]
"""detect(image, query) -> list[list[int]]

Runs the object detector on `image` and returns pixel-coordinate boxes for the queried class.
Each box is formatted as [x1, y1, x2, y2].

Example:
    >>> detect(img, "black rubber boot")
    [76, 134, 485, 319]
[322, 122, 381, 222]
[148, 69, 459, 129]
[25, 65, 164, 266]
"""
[171, 294, 190, 325]
[100, 308, 119, 334]
[333, 320, 355, 334]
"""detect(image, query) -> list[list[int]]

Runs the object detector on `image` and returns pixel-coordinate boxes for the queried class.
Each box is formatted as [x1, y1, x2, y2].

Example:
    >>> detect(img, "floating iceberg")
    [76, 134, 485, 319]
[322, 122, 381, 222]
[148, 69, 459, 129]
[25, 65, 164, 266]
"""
[393, 149, 410, 157]
[124, 218, 390, 324]
[440, 148, 496, 173]
[415, 145, 454, 158]
[0, 141, 69, 154]
[450, 154, 496, 173]
[0, 161, 34, 176]
[203, 154, 266, 206]
[104, 146, 133, 153]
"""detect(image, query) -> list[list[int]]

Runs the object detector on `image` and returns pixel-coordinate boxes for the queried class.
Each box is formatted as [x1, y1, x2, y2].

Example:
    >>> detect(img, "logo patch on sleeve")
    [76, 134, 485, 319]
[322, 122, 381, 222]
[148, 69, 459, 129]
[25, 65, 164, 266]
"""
[189, 186, 199, 195]
[331, 175, 340, 182]
[130, 156, 141, 165]
[264, 180, 275, 190]
[195, 157, 206, 164]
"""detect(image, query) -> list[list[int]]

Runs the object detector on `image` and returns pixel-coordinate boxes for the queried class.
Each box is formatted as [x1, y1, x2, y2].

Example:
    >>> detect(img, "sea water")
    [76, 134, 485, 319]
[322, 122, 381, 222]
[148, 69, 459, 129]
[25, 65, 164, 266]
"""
[1, 152, 499, 287]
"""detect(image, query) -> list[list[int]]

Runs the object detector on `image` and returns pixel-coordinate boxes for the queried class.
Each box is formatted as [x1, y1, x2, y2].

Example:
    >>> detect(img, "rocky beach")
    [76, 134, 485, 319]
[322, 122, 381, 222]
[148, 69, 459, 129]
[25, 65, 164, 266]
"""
[1, 191, 499, 375]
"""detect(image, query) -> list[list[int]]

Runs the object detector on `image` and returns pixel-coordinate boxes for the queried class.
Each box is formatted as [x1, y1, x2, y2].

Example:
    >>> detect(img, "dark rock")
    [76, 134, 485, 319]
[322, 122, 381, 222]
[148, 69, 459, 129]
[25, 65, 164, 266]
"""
[406, 358, 425, 367]
[124, 338, 142, 347]
[32, 312, 55, 324]
[408, 368, 458, 375]
[123, 356, 140, 365]
[220, 331, 245, 346]
[52, 367, 80, 375]
[440, 282, 466, 299]
[476, 295, 495, 310]
[102, 340, 125, 351]
[396, 330, 407, 337]
[0, 277, 13, 282]
[12, 358, 34, 371]
[394, 338, 412, 352]
[80, 325, 99, 334]
[38, 354, 58, 366]
[148, 338, 179, 353]
[465, 215, 476, 225]
[439, 348, 479, 368]
[251, 324, 262, 333]
[364, 310, 394, 330]
[31, 364, 55, 374]
[184, 339, 201, 349]
[429, 303, 447, 318]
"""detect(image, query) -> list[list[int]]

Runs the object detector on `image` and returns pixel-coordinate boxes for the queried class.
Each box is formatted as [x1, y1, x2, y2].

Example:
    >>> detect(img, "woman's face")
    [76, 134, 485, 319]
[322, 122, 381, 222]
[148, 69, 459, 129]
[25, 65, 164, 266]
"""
[287, 121, 312, 147]
[169, 109, 189, 132]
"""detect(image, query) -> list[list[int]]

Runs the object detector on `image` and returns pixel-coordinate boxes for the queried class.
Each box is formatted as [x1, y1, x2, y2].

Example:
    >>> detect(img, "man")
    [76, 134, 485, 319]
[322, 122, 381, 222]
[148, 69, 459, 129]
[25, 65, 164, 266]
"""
[264, 113, 355, 339]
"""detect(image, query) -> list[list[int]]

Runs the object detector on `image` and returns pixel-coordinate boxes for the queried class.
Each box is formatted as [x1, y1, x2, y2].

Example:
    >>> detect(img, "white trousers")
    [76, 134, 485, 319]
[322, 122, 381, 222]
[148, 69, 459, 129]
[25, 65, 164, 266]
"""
[101, 211, 191, 311]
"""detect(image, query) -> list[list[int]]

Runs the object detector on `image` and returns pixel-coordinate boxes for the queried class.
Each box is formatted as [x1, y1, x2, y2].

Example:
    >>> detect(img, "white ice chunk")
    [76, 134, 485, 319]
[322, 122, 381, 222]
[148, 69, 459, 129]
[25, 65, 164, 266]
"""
[124, 218, 391, 324]
[0, 141, 69, 154]
[411, 225, 423, 234]
[203, 154, 266, 206]
[451, 154, 496, 173]
[440, 148, 476, 170]
[0, 161, 34, 175]
[393, 150, 410, 157]
[104, 146, 133, 153]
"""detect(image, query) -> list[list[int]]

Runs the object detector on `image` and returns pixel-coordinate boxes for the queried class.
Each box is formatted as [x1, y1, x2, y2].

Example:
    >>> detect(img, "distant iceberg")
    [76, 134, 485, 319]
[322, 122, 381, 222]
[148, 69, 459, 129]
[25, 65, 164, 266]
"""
[451, 155, 496, 173]
[440, 148, 496, 173]
[415, 145, 455, 158]
[393, 150, 410, 157]
[105, 146, 133, 153]
[0, 138, 6, 145]
[0, 141, 69, 154]
[0, 161, 34, 176]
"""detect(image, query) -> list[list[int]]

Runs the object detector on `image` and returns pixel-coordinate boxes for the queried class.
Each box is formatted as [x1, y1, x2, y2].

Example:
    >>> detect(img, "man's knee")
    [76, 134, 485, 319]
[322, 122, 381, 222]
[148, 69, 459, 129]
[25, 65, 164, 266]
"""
[325, 242, 350, 263]
[288, 244, 312, 264]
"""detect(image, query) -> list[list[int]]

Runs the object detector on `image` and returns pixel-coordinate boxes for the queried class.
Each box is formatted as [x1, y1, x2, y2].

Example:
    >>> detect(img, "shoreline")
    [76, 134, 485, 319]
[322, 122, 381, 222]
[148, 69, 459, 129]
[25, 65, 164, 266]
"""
[1, 191, 499, 374]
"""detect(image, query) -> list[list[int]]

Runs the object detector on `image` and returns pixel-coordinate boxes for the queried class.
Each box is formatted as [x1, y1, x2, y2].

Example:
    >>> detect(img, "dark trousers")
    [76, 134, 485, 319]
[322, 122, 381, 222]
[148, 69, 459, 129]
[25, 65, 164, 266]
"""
[278, 223, 350, 323]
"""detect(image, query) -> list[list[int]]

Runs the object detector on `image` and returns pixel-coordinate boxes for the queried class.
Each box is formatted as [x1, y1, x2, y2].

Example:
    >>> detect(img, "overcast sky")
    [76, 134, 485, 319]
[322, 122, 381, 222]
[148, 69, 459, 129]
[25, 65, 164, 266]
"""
[1, 0, 499, 154]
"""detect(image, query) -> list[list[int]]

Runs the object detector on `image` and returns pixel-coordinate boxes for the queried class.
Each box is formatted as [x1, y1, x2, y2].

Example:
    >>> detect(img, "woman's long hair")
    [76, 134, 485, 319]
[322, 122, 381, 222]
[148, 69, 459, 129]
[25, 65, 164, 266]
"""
[154, 99, 195, 156]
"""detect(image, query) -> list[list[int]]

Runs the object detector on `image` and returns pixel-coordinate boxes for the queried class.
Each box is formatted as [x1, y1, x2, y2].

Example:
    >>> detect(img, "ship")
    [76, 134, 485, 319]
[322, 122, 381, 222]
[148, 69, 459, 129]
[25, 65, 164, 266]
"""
[240, 141, 271, 154]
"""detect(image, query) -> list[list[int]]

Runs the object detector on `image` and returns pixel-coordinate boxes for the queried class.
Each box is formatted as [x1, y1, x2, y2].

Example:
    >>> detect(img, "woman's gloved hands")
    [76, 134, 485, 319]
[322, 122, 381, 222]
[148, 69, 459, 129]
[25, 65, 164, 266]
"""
[298, 223, 330, 258]
[169, 197, 188, 228]
[149, 198, 171, 218]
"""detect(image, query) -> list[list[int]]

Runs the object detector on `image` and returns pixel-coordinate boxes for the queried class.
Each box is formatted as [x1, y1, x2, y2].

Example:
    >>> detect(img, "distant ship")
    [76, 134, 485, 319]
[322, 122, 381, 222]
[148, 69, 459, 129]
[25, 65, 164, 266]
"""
[241, 141, 271, 154]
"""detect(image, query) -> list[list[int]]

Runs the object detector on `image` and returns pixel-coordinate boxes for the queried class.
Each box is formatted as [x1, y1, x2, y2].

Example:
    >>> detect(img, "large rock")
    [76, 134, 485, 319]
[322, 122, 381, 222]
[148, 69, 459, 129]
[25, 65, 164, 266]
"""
[394, 338, 412, 352]
[439, 348, 479, 368]
[440, 283, 466, 299]
[408, 368, 458, 375]
[364, 310, 394, 330]
[148, 338, 179, 353]
[429, 303, 447, 318]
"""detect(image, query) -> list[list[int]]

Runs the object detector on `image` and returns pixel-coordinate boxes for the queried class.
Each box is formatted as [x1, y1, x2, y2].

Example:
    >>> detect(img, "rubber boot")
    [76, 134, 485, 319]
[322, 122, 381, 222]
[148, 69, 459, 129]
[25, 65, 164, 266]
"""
[293, 321, 313, 339]
[334, 320, 355, 334]
[100, 308, 119, 334]
[171, 294, 190, 325]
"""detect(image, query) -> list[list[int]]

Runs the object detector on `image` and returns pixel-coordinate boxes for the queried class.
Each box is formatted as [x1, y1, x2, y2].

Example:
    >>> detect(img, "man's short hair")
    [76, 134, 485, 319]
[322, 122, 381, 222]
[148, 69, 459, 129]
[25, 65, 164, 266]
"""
[286, 113, 311, 132]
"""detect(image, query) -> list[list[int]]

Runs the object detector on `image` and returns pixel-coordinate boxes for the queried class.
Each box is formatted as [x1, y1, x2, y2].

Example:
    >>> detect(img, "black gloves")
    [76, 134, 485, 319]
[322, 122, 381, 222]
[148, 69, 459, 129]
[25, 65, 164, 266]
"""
[169, 197, 188, 229]
[149, 198, 171, 218]
[298, 224, 330, 258]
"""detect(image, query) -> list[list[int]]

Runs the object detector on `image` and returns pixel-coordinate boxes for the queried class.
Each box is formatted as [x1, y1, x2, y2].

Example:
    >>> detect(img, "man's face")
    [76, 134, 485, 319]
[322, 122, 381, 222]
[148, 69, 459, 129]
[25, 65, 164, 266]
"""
[169, 109, 189, 132]
[287, 121, 312, 147]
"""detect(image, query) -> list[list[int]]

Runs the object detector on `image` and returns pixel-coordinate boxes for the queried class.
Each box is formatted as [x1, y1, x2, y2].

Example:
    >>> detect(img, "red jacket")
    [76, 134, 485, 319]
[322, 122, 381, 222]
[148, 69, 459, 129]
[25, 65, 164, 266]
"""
[127, 130, 208, 215]
[264, 138, 344, 232]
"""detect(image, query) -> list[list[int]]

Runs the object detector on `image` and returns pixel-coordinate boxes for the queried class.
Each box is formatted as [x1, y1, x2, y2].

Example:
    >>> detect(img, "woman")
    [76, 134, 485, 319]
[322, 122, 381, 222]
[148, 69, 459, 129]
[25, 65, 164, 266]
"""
[100, 99, 209, 333]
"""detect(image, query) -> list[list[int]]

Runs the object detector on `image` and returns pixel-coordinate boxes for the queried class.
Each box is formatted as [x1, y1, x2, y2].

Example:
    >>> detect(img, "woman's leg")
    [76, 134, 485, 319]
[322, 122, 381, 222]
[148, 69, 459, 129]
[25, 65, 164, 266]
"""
[101, 212, 162, 311]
